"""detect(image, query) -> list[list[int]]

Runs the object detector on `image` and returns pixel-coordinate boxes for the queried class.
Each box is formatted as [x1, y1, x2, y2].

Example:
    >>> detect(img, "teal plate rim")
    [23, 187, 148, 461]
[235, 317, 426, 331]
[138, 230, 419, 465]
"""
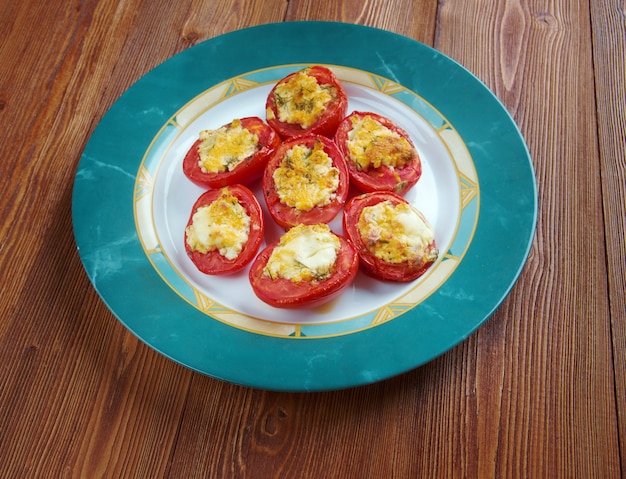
[72, 21, 537, 392]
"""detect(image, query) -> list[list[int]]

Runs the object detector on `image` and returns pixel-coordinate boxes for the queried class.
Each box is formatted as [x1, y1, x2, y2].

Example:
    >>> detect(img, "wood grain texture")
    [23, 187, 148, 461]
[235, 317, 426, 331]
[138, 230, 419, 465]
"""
[0, 0, 622, 477]
[0, 0, 285, 476]
[168, 358, 476, 479]
[285, 0, 438, 44]
[591, 0, 626, 473]
[435, 0, 620, 477]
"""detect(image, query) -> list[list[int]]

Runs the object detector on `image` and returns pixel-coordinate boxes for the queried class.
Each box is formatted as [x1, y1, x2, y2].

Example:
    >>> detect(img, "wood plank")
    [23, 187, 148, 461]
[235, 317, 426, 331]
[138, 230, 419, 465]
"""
[285, 0, 438, 45]
[0, 0, 285, 477]
[591, 0, 626, 473]
[434, 0, 620, 477]
[0, 0, 621, 477]
[166, 356, 473, 478]
[0, 199, 194, 477]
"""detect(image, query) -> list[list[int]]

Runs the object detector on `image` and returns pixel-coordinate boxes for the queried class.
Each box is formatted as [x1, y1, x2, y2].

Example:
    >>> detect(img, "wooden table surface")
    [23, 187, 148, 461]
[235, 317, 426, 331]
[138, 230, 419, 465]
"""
[1, 0, 624, 477]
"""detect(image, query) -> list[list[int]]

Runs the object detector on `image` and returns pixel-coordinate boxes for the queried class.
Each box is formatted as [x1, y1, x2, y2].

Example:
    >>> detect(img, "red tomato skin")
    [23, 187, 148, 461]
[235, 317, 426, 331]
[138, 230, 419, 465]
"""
[342, 192, 437, 282]
[248, 233, 359, 309]
[334, 111, 422, 196]
[182, 117, 281, 188]
[265, 65, 348, 139]
[184, 185, 264, 275]
[262, 135, 350, 229]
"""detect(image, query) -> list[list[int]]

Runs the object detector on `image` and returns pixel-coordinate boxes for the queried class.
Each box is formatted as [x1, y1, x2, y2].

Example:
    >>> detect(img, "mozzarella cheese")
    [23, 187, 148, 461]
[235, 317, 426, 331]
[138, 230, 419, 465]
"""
[347, 115, 415, 171]
[185, 191, 251, 260]
[269, 69, 336, 128]
[358, 200, 436, 264]
[264, 224, 340, 282]
[197, 119, 259, 173]
[272, 139, 339, 211]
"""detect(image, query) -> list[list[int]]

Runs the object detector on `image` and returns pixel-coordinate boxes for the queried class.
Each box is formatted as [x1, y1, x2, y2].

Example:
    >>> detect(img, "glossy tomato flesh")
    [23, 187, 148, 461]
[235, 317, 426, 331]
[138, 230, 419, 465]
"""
[342, 191, 437, 282]
[184, 185, 264, 275]
[334, 111, 422, 196]
[182, 116, 280, 188]
[262, 134, 349, 228]
[248, 231, 359, 309]
[265, 65, 348, 139]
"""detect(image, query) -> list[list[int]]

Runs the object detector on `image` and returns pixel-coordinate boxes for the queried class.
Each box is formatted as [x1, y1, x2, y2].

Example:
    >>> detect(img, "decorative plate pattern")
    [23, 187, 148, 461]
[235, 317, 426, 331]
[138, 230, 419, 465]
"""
[135, 64, 478, 338]
[73, 22, 536, 391]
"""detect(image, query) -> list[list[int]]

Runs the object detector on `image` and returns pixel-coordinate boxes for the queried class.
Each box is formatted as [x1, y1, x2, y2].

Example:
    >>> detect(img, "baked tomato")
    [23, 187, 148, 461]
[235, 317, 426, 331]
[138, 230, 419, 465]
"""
[248, 223, 359, 308]
[334, 111, 422, 196]
[342, 192, 438, 282]
[184, 185, 264, 275]
[265, 65, 348, 139]
[182, 117, 280, 188]
[262, 134, 349, 228]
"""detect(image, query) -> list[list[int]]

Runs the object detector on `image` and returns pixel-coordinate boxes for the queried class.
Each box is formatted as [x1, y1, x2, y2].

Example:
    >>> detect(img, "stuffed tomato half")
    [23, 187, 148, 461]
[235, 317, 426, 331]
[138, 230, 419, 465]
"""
[262, 134, 349, 229]
[184, 185, 264, 275]
[334, 111, 422, 196]
[265, 65, 348, 139]
[249, 223, 359, 309]
[342, 192, 438, 282]
[182, 117, 280, 188]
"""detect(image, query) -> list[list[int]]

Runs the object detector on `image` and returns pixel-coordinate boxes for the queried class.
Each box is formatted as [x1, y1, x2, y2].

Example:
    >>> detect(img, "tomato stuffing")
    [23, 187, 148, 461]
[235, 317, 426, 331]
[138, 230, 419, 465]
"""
[334, 111, 422, 196]
[265, 65, 348, 139]
[184, 185, 264, 275]
[342, 192, 438, 282]
[179, 68, 439, 306]
[248, 223, 359, 308]
[182, 116, 280, 188]
[262, 134, 349, 228]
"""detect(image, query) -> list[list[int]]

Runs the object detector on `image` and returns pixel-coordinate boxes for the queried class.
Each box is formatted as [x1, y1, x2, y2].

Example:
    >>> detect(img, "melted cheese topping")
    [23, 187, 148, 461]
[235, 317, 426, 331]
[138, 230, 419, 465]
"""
[197, 119, 259, 173]
[272, 139, 339, 211]
[264, 224, 340, 282]
[347, 115, 415, 171]
[358, 200, 436, 264]
[185, 191, 251, 260]
[269, 69, 336, 128]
